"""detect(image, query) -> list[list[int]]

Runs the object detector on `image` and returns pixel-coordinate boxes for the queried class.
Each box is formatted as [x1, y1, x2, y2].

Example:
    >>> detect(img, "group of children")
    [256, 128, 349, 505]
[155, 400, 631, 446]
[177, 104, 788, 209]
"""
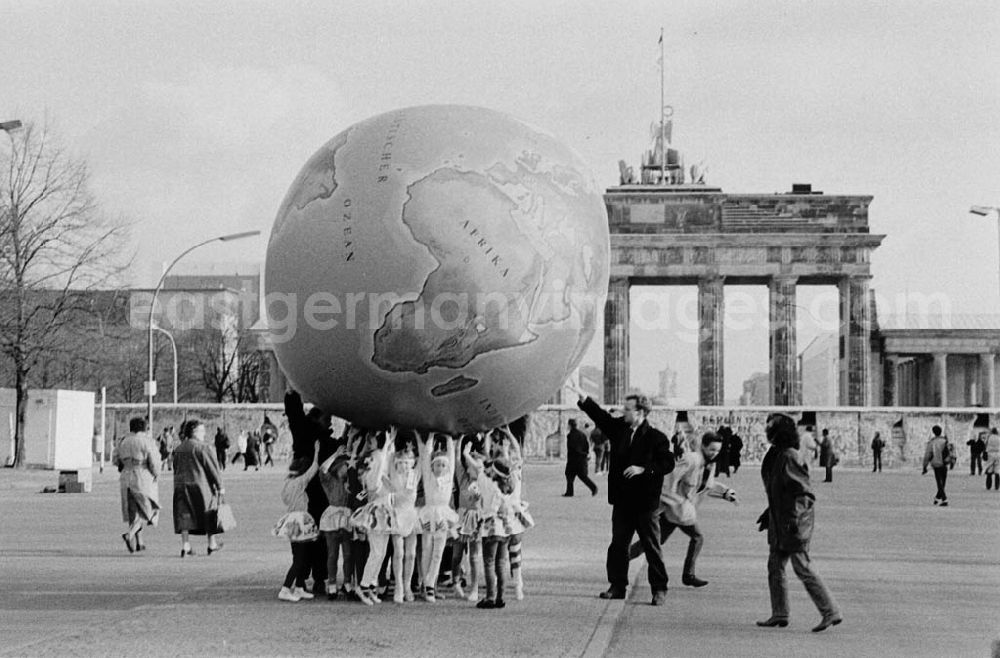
[272, 424, 533, 609]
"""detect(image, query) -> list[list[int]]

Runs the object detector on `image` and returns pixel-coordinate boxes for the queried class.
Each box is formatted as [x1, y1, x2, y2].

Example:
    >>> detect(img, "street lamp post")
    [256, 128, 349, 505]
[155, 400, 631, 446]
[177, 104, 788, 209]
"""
[971, 205, 1000, 290]
[146, 230, 261, 433]
[150, 326, 178, 404]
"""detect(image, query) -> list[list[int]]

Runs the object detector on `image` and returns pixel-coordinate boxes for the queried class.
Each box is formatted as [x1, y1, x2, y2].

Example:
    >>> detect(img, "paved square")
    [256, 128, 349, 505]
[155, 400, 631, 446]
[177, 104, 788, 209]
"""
[1, 463, 997, 656]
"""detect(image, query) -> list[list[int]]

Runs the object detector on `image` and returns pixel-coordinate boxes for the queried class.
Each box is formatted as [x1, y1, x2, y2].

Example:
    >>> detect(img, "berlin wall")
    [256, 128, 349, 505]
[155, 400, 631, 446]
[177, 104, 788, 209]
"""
[98, 404, 995, 471]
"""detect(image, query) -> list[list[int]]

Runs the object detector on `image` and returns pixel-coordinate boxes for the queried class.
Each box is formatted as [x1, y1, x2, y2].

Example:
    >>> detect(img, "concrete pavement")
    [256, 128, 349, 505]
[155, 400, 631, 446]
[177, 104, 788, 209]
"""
[1, 462, 998, 657]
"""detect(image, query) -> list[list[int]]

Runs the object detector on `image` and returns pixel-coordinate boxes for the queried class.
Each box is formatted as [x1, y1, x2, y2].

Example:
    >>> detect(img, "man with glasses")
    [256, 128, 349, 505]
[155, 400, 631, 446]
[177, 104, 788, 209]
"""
[569, 384, 674, 606]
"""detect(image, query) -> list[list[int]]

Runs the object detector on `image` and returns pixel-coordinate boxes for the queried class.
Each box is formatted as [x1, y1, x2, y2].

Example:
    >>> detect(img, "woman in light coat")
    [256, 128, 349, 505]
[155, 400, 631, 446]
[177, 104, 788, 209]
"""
[116, 417, 160, 553]
[172, 418, 225, 556]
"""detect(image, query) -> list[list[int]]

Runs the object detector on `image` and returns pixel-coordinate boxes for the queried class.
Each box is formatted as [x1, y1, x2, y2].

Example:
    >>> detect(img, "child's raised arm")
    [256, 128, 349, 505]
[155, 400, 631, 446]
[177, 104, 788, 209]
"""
[502, 426, 523, 466]
[463, 438, 484, 478]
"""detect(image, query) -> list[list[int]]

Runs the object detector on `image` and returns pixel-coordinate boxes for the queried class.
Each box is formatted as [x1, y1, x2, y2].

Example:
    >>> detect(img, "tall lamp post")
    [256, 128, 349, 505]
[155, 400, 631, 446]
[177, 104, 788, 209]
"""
[151, 326, 178, 404]
[146, 230, 261, 433]
[971, 205, 1000, 290]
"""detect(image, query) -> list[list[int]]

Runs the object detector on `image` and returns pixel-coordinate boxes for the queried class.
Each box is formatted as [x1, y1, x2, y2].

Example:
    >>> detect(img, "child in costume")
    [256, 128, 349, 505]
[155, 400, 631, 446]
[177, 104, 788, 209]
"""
[452, 433, 485, 600]
[318, 437, 355, 599]
[387, 429, 421, 603]
[417, 432, 458, 602]
[349, 430, 395, 605]
[466, 441, 515, 610]
[272, 441, 321, 602]
[497, 426, 534, 600]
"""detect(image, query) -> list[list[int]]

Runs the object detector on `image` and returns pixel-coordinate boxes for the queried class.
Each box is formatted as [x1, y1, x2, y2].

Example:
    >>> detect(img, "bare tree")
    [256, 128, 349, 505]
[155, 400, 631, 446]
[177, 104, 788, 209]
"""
[234, 335, 264, 402]
[192, 325, 240, 403]
[0, 121, 130, 467]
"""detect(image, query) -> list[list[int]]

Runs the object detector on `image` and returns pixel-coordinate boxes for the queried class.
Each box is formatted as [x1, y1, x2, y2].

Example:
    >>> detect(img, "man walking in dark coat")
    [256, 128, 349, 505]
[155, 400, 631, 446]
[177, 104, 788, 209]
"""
[570, 384, 674, 606]
[213, 427, 230, 471]
[757, 413, 841, 632]
[563, 419, 598, 497]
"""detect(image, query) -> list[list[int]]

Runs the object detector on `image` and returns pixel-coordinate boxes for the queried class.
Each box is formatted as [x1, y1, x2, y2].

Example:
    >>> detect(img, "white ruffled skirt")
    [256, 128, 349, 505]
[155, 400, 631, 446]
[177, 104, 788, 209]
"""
[272, 511, 319, 543]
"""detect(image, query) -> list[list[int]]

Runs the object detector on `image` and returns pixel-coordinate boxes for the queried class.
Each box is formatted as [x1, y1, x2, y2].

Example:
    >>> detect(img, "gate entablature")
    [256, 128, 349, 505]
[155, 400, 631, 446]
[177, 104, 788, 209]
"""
[602, 182, 885, 408]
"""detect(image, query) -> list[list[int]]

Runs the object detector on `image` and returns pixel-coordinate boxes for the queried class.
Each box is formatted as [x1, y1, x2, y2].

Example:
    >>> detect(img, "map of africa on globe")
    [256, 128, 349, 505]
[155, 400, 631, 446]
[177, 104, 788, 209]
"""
[266, 105, 609, 433]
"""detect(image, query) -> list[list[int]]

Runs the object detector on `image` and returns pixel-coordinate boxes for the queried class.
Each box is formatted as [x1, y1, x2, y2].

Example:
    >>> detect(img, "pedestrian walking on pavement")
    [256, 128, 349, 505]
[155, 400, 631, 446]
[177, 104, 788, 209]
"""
[231, 430, 247, 466]
[627, 431, 737, 588]
[563, 419, 597, 497]
[172, 418, 225, 556]
[922, 425, 953, 505]
[756, 413, 842, 633]
[115, 417, 160, 553]
[214, 427, 230, 471]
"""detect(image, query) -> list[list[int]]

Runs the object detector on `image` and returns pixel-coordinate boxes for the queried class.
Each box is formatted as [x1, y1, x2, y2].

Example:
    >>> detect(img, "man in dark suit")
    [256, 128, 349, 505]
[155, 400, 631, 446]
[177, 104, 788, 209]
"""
[570, 384, 674, 606]
[564, 419, 598, 496]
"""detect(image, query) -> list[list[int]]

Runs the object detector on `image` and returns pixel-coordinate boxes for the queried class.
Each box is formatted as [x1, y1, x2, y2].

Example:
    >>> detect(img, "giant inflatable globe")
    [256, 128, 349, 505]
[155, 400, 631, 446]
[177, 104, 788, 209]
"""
[265, 105, 609, 433]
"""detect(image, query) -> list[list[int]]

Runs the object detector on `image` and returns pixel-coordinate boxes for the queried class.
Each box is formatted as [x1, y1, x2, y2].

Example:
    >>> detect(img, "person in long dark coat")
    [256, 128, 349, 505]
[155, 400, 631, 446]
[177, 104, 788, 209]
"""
[172, 418, 224, 556]
[214, 427, 230, 471]
[730, 431, 744, 473]
[285, 389, 336, 596]
[244, 431, 261, 471]
[570, 384, 674, 606]
[818, 429, 835, 482]
[756, 414, 841, 632]
[563, 419, 597, 496]
[714, 426, 732, 477]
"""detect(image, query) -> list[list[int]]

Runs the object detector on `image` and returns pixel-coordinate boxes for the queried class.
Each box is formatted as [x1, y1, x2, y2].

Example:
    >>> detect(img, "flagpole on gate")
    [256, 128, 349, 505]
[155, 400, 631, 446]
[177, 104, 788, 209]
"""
[659, 27, 665, 184]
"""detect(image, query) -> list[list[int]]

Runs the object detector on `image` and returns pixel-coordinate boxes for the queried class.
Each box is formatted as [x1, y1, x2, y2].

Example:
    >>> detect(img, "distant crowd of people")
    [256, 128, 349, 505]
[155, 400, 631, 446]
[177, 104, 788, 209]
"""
[151, 418, 279, 474]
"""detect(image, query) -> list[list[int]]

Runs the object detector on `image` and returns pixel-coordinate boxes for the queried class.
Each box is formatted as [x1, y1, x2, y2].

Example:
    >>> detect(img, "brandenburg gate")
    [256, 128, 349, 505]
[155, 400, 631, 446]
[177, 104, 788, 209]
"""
[603, 160, 884, 406]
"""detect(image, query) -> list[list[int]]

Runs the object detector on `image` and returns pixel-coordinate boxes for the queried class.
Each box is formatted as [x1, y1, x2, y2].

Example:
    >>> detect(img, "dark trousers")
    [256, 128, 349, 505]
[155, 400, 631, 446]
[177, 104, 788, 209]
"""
[824, 464, 833, 482]
[608, 504, 667, 592]
[767, 549, 839, 619]
[283, 541, 312, 588]
[216, 448, 227, 470]
[970, 455, 982, 475]
[264, 444, 274, 466]
[565, 462, 597, 496]
[627, 513, 703, 577]
[933, 466, 948, 501]
[352, 538, 369, 585]
[872, 451, 882, 472]
[308, 525, 329, 588]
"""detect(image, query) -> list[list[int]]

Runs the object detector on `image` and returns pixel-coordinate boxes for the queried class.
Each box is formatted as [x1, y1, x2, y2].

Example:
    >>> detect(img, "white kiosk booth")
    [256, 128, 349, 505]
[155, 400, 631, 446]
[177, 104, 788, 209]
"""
[1, 389, 96, 492]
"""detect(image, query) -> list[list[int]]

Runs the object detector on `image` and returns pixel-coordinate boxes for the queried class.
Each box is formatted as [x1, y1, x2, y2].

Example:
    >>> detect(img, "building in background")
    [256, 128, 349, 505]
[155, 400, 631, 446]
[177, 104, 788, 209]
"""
[877, 314, 1000, 407]
[799, 334, 838, 406]
[654, 364, 678, 405]
[739, 372, 769, 405]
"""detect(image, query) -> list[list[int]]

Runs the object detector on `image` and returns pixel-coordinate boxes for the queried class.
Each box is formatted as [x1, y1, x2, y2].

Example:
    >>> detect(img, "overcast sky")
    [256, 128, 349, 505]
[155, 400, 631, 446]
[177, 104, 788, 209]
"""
[3, 1, 999, 403]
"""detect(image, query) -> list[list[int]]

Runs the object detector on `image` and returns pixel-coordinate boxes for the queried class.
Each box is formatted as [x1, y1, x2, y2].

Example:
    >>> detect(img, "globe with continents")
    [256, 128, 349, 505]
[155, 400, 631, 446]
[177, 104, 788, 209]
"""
[266, 105, 609, 433]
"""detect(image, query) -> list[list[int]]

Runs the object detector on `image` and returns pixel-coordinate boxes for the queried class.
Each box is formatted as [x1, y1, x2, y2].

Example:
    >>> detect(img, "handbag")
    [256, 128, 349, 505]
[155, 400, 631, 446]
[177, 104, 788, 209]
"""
[208, 494, 237, 534]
